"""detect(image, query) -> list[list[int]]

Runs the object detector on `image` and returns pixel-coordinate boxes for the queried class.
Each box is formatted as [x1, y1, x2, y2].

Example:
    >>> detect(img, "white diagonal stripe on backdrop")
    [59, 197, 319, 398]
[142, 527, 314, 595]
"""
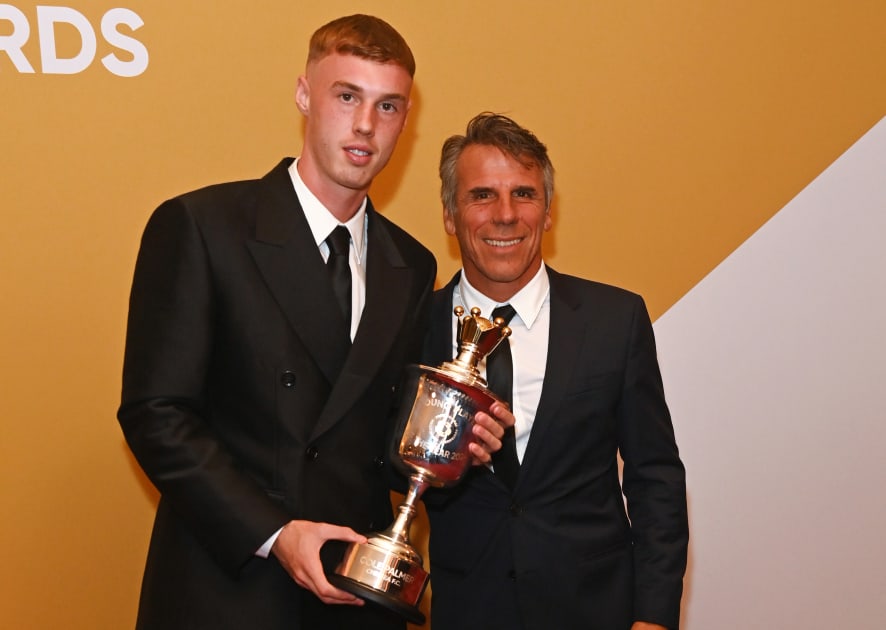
[654, 116, 886, 629]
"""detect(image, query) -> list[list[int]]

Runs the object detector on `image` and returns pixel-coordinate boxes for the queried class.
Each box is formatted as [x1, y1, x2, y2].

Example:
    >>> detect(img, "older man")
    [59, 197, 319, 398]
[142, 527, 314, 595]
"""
[424, 113, 688, 630]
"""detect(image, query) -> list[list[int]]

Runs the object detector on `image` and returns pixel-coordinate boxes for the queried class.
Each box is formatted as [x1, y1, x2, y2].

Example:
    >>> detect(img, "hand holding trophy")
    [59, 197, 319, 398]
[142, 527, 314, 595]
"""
[329, 306, 512, 623]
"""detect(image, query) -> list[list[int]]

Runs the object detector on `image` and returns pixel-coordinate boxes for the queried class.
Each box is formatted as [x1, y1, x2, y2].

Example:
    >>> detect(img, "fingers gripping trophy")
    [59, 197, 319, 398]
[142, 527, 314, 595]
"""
[329, 307, 512, 624]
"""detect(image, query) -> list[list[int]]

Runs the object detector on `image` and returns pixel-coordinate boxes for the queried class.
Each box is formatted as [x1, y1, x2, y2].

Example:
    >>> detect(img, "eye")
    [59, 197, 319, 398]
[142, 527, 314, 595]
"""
[339, 93, 355, 103]
[514, 188, 537, 199]
[379, 101, 398, 113]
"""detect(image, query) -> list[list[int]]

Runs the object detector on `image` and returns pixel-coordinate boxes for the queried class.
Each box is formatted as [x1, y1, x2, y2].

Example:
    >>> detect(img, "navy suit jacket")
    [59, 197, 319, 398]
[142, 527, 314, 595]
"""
[423, 269, 688, 630]
[118, 159, 436, 630]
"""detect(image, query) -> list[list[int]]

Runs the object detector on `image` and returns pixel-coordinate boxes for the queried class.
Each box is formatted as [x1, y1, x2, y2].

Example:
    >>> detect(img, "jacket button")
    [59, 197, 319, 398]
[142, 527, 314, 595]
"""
[509, 502, 523, 517]
[281, 371, 296, 388]
[305, 446, 319, 460]
[373, 456, 384, 469]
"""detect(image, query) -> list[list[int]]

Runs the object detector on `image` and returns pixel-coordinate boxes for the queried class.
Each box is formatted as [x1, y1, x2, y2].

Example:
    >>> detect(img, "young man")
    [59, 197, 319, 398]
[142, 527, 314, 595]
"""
[118, 17, 508, 630]
[424, 113, 689, 629]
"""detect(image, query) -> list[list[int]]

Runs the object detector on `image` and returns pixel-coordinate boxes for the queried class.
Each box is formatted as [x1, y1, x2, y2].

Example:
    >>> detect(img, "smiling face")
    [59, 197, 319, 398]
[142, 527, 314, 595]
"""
[295, 52, 412, 219]
[445, 144, 552, 302]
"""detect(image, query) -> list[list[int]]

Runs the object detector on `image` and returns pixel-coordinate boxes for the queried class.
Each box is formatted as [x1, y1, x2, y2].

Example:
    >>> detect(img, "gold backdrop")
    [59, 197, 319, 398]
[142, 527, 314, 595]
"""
[2, 1, 884, 627]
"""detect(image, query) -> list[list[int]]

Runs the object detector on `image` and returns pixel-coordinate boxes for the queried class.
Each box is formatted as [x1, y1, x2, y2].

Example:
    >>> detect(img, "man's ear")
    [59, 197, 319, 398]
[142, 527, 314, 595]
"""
[295, 75, 310, 115]
[443, 208, 457, 235]
[398, 98, 412, 134]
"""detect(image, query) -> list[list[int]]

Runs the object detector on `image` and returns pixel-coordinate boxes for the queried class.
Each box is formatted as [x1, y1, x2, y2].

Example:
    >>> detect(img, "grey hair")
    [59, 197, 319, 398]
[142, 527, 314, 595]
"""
[439, 112, 554, 213]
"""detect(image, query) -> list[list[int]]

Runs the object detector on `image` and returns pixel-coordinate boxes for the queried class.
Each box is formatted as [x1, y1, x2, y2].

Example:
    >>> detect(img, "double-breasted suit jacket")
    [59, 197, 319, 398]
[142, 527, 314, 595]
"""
[423, 269, 688, 630]
[118, 158, 436, 629]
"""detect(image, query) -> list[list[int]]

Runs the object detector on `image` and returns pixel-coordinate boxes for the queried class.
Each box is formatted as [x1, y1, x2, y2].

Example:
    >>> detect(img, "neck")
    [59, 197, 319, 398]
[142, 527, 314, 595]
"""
[296, 157, 368, 222]
[462, 266, 540, 304]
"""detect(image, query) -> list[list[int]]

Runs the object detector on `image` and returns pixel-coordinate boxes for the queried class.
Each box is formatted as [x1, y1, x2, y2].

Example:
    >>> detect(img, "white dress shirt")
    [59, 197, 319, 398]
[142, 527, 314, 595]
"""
[289, 158, 367, 341]
[453, 264, 551, 463]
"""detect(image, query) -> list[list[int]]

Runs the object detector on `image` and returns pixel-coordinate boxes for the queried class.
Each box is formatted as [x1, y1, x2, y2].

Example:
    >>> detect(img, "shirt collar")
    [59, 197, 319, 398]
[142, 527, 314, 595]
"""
[288, 158, 367, 259]
[455, 263, 550, 329]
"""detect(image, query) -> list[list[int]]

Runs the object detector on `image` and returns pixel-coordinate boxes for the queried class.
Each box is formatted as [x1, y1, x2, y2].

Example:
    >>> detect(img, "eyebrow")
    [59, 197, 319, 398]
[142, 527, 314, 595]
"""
[467, 185, 538, 196]
[512, 186, 538, 195]
[332, 81, 408, 103]
[467, 186, 496, 196]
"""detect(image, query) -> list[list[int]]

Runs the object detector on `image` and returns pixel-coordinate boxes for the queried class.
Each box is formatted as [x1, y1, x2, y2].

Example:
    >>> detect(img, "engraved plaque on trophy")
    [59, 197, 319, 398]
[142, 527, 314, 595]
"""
[329, 306, 512, 624]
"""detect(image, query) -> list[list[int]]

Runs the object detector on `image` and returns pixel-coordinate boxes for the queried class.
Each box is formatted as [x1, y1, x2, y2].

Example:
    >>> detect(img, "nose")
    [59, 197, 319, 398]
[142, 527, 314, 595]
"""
[492, 196, 518, 224]
[353, 104, 376, 137]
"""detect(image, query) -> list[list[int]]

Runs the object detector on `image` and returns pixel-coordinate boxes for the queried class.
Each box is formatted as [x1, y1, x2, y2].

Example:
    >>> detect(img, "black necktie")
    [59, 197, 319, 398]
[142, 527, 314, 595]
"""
[326, 226, 352, 329]
[486, 304, 519, 489]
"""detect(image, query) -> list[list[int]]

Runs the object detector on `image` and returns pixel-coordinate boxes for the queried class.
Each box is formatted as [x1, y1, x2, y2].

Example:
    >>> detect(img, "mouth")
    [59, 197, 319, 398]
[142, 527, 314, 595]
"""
[345, 146, 372, 158]
[484, 237, 523, 247]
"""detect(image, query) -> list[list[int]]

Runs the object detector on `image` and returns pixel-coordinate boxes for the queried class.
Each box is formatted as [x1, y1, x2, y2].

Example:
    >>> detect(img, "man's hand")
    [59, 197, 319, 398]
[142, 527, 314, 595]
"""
[469, 401, 516, 465]
[631, 622, 668, 630]
[271, 520, 366, 605]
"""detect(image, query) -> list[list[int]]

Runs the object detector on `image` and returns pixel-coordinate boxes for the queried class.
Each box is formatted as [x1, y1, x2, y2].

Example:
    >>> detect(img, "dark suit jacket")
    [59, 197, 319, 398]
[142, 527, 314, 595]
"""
[423, 269, 688, 630]
[118, 159, 436, 630]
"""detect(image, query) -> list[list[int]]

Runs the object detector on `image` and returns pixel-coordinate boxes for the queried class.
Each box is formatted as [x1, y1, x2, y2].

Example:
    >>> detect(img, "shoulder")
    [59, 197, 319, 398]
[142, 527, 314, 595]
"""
[141, 180, 255, 250]
[145, 159, 293, 235]
[166, 173, 266, 219]
[430, 272, 458, 308]
[547, 268, 655, 341]
[548, 267, 644, 308]
[174, 178, 257, 207]
[369, 209, 436, 271]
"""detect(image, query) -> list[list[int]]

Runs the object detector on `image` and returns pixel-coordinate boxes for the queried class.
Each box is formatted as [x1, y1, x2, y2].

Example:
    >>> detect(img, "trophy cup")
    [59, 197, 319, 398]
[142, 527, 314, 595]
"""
[329, 306, 512, 624]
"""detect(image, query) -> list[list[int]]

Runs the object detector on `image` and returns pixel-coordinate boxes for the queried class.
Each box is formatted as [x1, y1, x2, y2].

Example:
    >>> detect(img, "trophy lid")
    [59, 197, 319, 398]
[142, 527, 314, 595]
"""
[438, 306, 511, 388]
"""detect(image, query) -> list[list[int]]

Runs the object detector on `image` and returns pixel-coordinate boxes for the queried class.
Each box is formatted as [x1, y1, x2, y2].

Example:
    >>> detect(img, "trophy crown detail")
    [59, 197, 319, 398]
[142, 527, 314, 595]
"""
[442, 306, 511, 387]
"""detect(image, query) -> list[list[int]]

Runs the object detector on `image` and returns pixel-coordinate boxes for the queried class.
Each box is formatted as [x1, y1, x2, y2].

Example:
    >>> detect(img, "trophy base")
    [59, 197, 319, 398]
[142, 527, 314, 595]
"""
[331, 538, 429, 625]
[328, 573, 426, 625]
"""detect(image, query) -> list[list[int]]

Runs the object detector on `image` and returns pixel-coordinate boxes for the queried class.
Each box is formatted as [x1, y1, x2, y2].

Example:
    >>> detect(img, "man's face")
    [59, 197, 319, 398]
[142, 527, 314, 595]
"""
[445, 144, 552, 302]
[296, 53, 412, 212]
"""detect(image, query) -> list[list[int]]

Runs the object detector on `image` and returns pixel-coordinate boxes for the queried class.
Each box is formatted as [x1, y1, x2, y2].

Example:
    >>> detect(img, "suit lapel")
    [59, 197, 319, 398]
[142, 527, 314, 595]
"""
[425, 273, 459, 365]
[309, 209, 416, 440]
[246, 159, 352, 386]
[519, 268, 586, 479]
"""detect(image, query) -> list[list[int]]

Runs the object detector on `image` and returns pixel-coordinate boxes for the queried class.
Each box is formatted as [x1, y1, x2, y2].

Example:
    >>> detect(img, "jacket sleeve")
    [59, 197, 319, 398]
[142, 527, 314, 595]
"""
[618, 295, 689, 628]
[117, 198, 289, 575]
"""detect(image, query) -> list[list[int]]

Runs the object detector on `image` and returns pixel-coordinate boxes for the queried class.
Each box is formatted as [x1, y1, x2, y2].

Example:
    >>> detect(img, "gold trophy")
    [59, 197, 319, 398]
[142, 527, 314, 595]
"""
[329, 307, 512, 624]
